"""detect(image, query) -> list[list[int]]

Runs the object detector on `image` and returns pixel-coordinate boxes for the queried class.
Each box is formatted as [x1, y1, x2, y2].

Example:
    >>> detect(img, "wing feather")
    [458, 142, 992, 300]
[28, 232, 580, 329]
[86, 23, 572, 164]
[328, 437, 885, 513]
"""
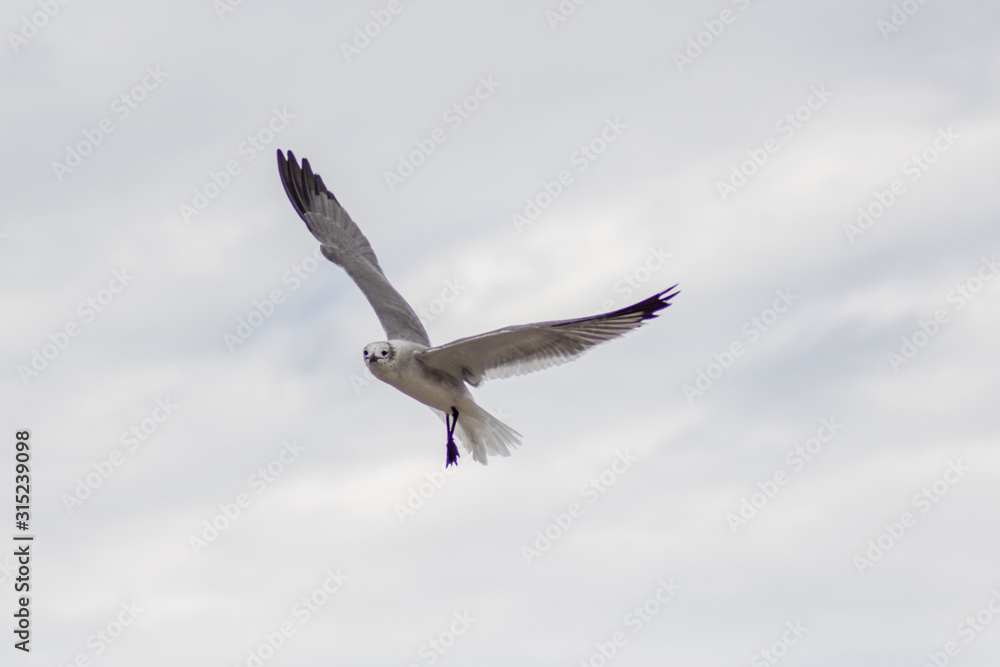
[277, 150, 430, 346]
[414, 287, 679, 386]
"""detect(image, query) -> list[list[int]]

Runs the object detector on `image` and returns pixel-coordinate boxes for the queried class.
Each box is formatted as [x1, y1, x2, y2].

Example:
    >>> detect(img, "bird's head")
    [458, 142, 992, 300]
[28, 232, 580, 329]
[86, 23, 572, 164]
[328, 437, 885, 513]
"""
[363, 341, 395, 366]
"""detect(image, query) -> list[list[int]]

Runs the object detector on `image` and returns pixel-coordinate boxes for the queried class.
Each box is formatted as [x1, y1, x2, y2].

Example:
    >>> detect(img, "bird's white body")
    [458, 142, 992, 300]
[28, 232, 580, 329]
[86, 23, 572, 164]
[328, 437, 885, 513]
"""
[366, 340, 465, 411]
[364, 339, 520, 464]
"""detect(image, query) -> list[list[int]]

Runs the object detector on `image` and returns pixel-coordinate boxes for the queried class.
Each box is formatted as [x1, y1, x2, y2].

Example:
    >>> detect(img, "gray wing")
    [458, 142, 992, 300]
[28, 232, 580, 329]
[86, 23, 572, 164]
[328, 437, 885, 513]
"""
[277, 150, 430, 346]
[414, 287, 679, 386]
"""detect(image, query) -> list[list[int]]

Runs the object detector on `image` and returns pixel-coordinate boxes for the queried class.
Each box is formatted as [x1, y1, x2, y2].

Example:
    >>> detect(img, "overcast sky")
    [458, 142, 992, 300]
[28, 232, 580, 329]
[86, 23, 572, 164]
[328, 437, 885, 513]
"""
[3, 0, 1000, 665]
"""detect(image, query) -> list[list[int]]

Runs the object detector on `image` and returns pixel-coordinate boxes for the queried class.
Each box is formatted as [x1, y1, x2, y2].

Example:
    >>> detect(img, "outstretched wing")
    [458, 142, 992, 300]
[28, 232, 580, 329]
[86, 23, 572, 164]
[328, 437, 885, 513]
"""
[414, 287, 679, 386]
[277, 150, 430, 346]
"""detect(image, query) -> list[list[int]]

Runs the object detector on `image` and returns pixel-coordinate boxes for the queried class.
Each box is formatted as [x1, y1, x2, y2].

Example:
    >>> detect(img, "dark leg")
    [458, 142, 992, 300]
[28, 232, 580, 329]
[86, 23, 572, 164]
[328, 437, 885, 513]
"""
[445, 407, 460, 467]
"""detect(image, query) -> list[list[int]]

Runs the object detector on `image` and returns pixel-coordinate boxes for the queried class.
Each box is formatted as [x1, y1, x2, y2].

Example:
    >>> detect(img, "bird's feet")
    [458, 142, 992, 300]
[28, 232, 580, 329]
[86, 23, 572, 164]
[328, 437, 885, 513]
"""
[445, 407, 460, 467]
[445, 438, 460, 467]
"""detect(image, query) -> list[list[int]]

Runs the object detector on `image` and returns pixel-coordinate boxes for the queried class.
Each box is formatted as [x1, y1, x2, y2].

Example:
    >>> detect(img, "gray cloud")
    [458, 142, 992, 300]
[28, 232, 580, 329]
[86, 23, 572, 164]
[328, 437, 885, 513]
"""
[2, 0, 999, 665]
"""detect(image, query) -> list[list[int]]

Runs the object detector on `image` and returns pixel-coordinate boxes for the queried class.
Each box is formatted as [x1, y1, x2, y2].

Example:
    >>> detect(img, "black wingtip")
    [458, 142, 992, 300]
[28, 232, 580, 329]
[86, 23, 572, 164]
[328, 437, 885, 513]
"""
[606, 285, 680, 322]
[277, 149, 305, 216]
[277, 149, 339, 214]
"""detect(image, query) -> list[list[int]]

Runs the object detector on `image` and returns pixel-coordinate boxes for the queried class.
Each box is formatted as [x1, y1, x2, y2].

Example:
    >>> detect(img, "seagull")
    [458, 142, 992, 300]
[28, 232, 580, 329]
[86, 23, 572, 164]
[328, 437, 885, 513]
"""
[277, 150, 679, 466]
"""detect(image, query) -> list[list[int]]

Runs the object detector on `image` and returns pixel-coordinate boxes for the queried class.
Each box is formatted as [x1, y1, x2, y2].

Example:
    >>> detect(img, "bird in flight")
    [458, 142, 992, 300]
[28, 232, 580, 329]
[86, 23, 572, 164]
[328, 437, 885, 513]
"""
[277, 150, 679, 466]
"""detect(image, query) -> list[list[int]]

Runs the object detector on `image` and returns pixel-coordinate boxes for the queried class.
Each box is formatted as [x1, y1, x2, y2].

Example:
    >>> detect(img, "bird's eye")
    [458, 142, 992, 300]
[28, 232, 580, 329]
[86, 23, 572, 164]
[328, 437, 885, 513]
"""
[381, 350, 388, 356]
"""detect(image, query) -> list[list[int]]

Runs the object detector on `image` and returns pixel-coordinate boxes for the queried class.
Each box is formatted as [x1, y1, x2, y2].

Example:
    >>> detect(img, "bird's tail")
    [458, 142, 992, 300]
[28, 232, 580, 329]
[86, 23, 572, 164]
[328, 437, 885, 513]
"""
[454, 402, 521, 465]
